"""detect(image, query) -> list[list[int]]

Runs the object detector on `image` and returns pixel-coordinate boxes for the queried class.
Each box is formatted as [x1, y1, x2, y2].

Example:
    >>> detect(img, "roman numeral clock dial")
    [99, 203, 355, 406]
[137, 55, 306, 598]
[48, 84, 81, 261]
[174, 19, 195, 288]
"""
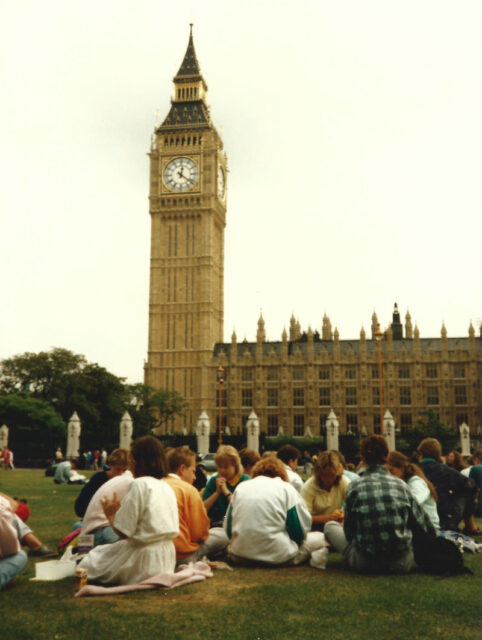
[163, 157, 199, 192]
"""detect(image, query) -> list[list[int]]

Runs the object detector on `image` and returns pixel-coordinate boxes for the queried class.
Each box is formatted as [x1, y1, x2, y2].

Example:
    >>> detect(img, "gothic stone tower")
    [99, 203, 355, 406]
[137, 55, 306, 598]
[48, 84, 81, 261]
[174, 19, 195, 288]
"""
[145, 27, 227, 431]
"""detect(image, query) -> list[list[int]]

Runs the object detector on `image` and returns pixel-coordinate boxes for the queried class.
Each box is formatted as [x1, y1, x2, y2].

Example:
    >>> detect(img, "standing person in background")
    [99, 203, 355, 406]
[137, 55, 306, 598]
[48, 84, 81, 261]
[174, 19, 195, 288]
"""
[277, 445, 303, 493]
[55, 448, 63, 462]
[0, 447, 12, 471]
[445, 450, 466, 472]
[100, 448, 108, 468]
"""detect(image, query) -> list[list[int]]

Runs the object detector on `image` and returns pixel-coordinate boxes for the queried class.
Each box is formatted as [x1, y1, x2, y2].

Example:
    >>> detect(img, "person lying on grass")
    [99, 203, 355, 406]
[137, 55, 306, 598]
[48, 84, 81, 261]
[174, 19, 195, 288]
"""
[0, 492, 54, 557]
[301, 451, 349, 530]
[78, 436, 179, 585]
[0, 495, 27, 590]
[225, 456, 326, 567]
[324, 435, 435, 574]
[165, 446, 228, 565]
[202, 445, 249, 527]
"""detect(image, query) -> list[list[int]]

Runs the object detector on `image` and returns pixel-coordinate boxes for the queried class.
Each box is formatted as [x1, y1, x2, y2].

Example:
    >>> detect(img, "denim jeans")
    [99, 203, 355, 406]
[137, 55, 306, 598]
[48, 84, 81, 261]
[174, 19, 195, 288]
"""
[0, 550, 27, 590]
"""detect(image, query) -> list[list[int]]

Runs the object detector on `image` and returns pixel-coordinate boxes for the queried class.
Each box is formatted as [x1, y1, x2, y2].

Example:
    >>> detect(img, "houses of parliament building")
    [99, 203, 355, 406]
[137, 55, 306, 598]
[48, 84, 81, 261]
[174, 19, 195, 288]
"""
[144, 28, 482, 437]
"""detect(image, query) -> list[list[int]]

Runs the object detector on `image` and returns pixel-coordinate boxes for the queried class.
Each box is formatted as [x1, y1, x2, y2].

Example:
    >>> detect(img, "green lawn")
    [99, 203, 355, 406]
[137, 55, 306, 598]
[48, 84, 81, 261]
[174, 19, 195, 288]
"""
[0, 469, 480, 640]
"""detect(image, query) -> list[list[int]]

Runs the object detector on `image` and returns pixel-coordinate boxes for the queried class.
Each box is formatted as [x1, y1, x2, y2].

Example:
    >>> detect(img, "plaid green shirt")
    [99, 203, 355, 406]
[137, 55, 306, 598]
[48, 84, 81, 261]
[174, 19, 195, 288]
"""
[344, 465, 434, 557]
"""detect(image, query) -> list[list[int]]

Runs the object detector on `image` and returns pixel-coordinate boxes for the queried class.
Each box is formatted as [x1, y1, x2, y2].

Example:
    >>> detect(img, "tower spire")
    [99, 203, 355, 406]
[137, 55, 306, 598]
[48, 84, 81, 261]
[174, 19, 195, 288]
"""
[174, 24, 205, 83]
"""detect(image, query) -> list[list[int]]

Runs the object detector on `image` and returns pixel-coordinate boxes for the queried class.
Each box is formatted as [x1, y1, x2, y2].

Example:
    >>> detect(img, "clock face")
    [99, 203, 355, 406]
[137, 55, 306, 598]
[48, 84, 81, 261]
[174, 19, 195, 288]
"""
[217, 165, 225, 200]
[163, 157, 199, 192]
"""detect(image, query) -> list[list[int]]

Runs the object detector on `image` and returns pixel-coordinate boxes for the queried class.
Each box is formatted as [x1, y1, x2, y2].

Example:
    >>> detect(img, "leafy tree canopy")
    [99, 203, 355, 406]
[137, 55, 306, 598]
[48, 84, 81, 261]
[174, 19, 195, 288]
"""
[0, 349, 189, 458]
[0, 394, 66, 460]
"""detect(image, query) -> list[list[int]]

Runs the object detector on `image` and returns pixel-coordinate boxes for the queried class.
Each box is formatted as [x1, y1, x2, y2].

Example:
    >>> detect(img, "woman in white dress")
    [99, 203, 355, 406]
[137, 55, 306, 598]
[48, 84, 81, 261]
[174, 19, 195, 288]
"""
[79, 436, 179, 584]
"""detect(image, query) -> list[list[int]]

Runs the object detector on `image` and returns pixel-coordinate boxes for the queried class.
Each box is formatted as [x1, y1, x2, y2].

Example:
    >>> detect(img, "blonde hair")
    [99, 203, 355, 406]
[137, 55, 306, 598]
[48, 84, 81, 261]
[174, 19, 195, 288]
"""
[214, 445, 243, 475]
[314, 451, 343, 488]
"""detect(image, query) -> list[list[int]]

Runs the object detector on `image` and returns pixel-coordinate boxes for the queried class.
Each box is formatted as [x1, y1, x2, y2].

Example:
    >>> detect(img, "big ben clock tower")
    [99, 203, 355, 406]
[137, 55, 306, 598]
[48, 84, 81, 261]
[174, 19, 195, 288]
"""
[145, 26, 227, 431]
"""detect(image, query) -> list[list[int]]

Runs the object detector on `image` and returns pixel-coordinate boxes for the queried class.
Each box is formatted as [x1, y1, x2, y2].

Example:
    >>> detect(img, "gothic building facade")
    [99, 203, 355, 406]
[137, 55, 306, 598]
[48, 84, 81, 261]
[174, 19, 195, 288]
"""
[145, 29, 482, 436]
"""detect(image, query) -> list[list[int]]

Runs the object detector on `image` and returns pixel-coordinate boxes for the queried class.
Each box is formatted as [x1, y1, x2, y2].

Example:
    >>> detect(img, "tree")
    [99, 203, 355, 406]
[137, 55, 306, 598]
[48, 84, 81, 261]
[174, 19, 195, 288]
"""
[0, 348, 86, 401]
[0, 394, 66, 461]
[0, 349, 189, 457]
[125, 384, 188, 435]
[399, 409, 457, 455]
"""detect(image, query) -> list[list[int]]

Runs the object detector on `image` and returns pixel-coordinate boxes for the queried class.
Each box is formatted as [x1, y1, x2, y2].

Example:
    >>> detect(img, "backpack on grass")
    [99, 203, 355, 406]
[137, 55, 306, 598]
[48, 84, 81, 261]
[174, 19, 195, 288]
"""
[410, 518, 472, 577]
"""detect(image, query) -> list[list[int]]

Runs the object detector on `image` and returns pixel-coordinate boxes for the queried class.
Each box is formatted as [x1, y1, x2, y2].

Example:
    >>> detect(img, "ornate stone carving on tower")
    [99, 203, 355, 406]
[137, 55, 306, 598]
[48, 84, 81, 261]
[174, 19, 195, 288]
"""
[145, 27, 227, 432]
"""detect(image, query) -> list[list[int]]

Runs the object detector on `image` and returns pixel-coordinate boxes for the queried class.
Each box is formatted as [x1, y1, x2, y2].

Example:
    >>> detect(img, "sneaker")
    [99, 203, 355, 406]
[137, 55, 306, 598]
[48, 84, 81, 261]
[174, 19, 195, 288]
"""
[28, 545, 57, 558]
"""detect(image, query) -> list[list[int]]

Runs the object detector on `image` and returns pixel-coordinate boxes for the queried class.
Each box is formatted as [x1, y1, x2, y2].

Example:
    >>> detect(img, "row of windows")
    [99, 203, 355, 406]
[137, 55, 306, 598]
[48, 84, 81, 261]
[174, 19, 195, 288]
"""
[233, 364, 467, 382]
[217, 386, 469, 408]
[176, 87, 199, 100]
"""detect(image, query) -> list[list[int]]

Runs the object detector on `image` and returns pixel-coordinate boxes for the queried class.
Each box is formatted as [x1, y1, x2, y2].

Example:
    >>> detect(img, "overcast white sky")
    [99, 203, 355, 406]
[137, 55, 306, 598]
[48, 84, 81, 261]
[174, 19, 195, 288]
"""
[1, 0, 481, 383]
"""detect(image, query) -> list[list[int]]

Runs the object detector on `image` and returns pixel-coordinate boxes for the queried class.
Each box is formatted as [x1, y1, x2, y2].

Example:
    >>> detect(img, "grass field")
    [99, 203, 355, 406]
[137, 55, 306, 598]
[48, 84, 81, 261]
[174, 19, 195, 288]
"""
[0, 469, 480, 640]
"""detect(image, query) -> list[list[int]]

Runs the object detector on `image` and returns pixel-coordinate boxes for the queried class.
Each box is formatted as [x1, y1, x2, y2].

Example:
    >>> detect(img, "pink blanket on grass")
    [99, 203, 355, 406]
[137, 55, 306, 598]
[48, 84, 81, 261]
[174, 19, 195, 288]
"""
[75, 561, 213, 597]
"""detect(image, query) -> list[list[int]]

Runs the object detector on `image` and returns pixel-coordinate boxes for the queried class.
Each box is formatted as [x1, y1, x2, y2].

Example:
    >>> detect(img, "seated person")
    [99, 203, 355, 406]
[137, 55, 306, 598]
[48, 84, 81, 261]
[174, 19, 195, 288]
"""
[418, 438, 478, 533]
[277, 445, 303, 493]
[193, 455, 208, 492]
[325, 435, 434, 574]
[226, 456, 325, 566]
[202, 446, 250, 527]
[80, 469, 134, 546]
[54, 459, 86, 485]
[74, 448, 129, 518]
[238, 448, 261, 477]
[165, 447, 228, 564]
[0, 495, 27, 590]
[79, 436, 179, 585]
[0, 493, 53, 556]
[468, 449, 482, 518]
[301, 451, 349, 529]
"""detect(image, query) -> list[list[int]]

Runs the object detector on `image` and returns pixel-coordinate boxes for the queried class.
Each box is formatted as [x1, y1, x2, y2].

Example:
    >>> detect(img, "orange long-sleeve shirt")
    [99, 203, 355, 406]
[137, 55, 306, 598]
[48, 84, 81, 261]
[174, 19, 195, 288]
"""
[165, 475, 210, 559]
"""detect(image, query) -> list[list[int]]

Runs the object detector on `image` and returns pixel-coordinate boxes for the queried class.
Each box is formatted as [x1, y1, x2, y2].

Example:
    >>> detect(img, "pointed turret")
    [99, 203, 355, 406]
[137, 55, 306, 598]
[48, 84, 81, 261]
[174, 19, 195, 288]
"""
[257, 313, 266, 343]
[322, 313, 333, 340]
[174, 24, 205, 83]
[405, 309, 413, 339]
[391, 302, 403, 340]
[371, 311, 378, 339]
[158, 25, 211, 131]
[468, 321, 475, 339]
[441, 322, 447, 339]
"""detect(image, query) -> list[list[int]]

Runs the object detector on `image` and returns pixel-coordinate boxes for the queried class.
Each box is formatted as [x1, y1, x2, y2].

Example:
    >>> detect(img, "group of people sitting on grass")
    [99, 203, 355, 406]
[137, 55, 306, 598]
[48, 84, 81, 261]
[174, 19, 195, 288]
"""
[0, 435, 480, 589]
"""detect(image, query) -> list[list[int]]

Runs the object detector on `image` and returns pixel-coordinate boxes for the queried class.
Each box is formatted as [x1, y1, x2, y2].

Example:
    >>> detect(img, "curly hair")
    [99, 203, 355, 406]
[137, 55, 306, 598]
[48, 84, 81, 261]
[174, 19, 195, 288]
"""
[251, 456, 288, 481]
